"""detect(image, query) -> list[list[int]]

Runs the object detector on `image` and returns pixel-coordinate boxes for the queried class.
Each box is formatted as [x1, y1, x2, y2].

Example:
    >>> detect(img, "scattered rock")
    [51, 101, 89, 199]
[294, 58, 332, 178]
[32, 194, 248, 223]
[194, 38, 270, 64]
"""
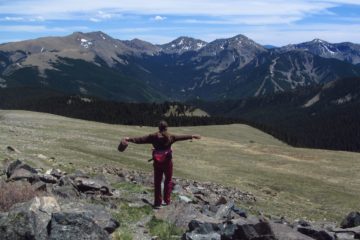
[215, 196, 227, 206]
[184, 217, 277, 240]
[331, 226, 360, 239]
[32, 181, 47, 191]
[179, 195, 193, 203]
[58, 201, 120, 234]
[183, 232, 221, 240]
[341, 212, 360, 229]
[231, 206, 247, 218]
[6, 160, 38, 182]
[38, 173, 58, 183]
[6, 146, 20, 153]
[37, 154, 48, 160]
[74, 176, 111, 195]
[214, 201, 234, 220]
[297, 226, 335, 240]
[46, 168, 64, 179]
[0, 196, 119, 240]
[49, 212, 110, 240]
[270, 222, 313, 240]
[155, 202, 202, 229]
[0, 196, 61, 240]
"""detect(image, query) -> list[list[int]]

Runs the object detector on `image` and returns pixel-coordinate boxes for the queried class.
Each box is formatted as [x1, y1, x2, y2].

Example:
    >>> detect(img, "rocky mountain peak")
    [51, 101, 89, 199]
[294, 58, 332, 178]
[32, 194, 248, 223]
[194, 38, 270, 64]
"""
[123, 38, 160, 54]
[311, 38, 328, 44]
[160, 36, 207, 54]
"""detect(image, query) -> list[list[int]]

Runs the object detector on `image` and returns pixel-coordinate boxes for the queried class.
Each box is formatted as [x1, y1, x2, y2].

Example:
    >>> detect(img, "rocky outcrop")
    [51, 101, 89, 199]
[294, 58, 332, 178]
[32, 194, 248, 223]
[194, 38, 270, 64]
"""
[341, 212, 360, 229]
[0, 160, 120, 240]
[2, 160, 360, 240]
[0, 196, 119, 240]
[100, 165, 256, 204]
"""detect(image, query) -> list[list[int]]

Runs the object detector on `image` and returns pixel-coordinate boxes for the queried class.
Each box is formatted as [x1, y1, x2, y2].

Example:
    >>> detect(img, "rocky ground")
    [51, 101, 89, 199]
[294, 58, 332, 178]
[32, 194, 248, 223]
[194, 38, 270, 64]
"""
[1, 148, 360, 239]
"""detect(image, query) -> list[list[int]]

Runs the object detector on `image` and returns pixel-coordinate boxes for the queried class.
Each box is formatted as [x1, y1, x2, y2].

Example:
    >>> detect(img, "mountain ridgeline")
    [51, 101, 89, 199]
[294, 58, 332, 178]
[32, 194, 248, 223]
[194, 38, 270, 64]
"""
[1, 31, 360, 102]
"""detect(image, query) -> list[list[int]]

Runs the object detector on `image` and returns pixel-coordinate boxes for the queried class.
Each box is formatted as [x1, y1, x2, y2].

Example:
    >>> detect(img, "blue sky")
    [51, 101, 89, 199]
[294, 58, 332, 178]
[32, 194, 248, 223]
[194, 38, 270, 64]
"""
[0, 0, 359, 46]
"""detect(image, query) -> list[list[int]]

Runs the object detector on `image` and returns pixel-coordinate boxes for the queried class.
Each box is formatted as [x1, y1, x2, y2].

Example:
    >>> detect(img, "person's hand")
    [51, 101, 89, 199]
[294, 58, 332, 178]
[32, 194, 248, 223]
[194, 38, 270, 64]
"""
[124, 137, 130, 142]
[192, 135, 201, 140]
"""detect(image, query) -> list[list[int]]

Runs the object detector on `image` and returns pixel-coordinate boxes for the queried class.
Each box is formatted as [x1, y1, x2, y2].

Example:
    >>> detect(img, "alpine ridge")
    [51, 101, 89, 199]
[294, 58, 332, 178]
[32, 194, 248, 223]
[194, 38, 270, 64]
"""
[0, 31, 360, 102]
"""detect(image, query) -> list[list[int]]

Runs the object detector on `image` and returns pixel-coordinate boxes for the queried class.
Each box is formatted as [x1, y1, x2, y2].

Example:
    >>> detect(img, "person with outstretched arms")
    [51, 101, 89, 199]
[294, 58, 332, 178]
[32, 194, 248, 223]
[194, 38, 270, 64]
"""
[119, 120, 201, 209]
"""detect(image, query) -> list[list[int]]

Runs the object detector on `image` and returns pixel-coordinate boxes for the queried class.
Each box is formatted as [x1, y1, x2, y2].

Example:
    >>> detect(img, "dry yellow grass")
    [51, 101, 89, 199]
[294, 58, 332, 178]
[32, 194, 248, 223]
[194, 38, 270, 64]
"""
[1, 110, 359, 221]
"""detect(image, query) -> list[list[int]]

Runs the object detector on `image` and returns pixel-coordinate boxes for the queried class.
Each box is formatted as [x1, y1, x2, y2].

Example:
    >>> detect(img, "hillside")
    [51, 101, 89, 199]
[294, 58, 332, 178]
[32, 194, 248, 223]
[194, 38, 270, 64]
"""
[196, 77, 360, 152]
[1, 110, 360, 223]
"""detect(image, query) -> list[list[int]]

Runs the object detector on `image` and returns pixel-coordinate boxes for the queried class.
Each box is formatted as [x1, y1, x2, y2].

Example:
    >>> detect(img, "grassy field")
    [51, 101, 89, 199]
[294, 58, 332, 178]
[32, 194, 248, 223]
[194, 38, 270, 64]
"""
[1, 110, 359, 222]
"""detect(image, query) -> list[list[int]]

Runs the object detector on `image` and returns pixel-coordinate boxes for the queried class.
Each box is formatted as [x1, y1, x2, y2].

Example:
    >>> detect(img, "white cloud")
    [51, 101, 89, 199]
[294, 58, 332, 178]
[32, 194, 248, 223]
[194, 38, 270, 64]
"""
[0, 0, 357, 27]
[0, 0, 345, 19]
[196, 23, 360, 45]
[88, 10, 122, 22]
[1, 16, 44, 22]
[153, 15, 167, 21]
[183, 16, 303, 25]
[4, 16, 24, 21]
[90, 18, 101, 22]
[0, 25, 89, 33]
[97, 10, 113, 20]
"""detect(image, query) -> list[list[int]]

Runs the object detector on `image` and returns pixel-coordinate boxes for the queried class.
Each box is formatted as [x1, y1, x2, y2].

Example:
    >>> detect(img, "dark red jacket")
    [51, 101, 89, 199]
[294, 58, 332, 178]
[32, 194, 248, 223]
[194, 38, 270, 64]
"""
[128, 132, 192, 150]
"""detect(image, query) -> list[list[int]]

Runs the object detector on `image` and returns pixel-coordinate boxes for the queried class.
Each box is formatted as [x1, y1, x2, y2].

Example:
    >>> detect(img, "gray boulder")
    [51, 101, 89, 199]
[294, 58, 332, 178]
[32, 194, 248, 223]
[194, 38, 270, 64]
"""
[331, 226, 360, 239]
[0, 196, 119, 239]
[58, 200, 119, 234]
[0, 196, 60, 240]
[74, 176, 111, 195]
[49, 212, 110, 240]
[214, 201, 234, 220]
[38, 173, 58, 184]
[183, 232, 221, 240]
[6, 160, 38, 182]
[270, 222, 313, 240]
[231, 220, 275, 240]
[184, 216, 276, 240]
[341, 212, 360, 229]
[155, 202, 205, 228]
[52, 176, 81, 199]
[297, 226, 335, 240]
[52, 185, 81, 199]
[31, 181, 47, 191]
[45, 169, 64, 179]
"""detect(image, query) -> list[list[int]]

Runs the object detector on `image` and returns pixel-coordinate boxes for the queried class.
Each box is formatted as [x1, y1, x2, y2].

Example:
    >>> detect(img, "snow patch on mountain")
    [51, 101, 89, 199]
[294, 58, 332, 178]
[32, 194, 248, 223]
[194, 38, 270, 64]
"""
[303, 93, 321, 108]
[160, 37, 208, 54]
[79, 38, 93, 48]
[333, 93, 354, 105]
[79, 87, 88, 94]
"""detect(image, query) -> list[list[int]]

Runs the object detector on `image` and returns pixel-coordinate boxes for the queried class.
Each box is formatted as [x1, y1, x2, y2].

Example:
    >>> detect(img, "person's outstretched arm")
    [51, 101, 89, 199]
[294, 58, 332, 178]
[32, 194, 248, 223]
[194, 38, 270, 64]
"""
[125, 135, 153, 144]
[172, 134, 201, 142]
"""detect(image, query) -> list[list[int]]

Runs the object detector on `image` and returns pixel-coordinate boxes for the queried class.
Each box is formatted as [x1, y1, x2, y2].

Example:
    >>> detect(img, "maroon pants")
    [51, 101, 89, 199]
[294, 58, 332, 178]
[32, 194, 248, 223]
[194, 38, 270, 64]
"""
[153, 159, 173, 206]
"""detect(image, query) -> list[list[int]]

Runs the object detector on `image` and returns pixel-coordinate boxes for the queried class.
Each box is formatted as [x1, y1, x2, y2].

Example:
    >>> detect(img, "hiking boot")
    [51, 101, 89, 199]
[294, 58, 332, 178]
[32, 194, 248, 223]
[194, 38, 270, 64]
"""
[153, 205, 162, 210]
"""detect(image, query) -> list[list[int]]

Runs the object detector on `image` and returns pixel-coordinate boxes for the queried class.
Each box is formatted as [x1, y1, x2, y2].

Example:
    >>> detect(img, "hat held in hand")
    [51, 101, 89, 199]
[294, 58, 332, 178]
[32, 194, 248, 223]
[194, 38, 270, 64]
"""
[118, 138, 128, 152]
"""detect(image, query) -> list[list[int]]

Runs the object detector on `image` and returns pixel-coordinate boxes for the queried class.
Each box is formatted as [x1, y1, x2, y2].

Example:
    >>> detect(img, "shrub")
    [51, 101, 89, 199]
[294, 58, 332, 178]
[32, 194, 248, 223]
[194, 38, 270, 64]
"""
[147, 217, 183, 240]
[0, 181, 38, 212]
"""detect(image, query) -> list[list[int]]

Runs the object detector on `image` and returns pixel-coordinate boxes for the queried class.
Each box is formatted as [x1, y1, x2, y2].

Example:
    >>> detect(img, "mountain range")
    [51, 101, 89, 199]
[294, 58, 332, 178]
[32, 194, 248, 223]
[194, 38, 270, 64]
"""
[1, 31, 360, 102]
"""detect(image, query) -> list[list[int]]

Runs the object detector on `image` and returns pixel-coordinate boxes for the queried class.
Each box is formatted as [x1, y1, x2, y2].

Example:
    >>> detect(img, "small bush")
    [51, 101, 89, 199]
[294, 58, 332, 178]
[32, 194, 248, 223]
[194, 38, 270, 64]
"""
[112, 203, 153, 226]
[113, 228, 133, 240]
[147, 217, 183, 240]
[0, 181, 38, 212]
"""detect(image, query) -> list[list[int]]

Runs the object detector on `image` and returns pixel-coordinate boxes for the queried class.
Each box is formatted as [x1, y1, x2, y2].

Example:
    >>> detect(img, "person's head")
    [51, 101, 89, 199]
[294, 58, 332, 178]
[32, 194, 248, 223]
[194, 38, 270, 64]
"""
[158, 120, 168, 132]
